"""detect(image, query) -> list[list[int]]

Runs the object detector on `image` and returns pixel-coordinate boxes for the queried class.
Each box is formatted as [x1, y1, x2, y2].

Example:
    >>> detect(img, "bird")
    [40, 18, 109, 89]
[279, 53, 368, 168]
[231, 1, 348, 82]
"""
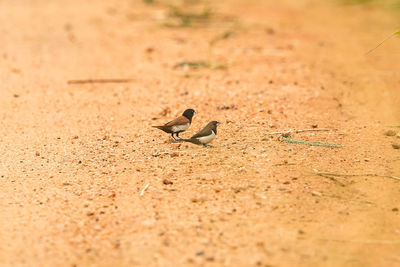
[181, 121, 220, 147]
[152, 109, 196, 141]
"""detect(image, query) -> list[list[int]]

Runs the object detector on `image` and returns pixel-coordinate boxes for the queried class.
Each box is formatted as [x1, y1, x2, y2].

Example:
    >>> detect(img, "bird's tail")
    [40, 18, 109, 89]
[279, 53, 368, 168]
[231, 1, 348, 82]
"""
[152, 126, 165, 130]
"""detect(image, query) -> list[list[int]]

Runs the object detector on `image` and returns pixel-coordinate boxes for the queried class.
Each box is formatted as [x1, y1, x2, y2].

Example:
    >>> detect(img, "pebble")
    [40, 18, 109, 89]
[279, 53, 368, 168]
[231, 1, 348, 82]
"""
[311, 191, 322, 197]
[392, 143, 400, 149]
[196, 250, 204, 256]
[385, 130, 396, 136]
[163, 179, 173, 185]
[170, 152, 179, 157]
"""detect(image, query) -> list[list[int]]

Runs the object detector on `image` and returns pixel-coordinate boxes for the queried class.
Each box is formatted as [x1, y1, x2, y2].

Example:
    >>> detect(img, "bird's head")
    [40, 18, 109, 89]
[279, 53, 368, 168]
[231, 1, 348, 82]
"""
[182, 109, 197, 120]
[208, 121, 220, 131]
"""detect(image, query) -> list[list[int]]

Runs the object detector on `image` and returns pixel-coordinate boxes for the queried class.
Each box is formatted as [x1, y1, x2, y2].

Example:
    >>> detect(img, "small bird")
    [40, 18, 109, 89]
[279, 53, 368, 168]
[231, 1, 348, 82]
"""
[181, 121, 220, 147]
[152, 109, 196, 140]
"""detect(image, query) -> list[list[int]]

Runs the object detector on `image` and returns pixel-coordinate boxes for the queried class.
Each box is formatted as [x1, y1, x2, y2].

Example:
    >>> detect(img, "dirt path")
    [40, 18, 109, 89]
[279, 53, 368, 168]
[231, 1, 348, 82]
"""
[1, 0, 399, 266]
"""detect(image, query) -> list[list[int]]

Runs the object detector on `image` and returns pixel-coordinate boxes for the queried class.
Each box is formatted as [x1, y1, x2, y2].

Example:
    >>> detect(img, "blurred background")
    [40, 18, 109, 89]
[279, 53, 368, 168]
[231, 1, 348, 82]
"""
[0, 0, 399, 266]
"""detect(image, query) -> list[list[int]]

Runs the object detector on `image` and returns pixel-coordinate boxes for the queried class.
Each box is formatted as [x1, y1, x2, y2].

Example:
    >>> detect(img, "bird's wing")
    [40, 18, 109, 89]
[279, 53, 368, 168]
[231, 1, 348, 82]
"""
[164, 116, 189, 127]
[190, 128, 213, 139]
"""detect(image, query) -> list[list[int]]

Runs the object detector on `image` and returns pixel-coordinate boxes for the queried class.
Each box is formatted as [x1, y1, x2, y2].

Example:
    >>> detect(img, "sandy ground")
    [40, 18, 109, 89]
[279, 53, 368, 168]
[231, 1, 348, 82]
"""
[1, 0, 400, 266]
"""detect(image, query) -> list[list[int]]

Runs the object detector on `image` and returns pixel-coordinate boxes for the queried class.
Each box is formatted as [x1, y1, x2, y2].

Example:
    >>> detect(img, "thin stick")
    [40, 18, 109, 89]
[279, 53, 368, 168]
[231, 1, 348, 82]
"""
[313, 169, 400, 182]
[315, 172, 346, 187]
[365, 30, 400, 55]
[67, 79, 135, 84]
[152, 151, 188, 157]
[140, 183, 150, 196]
[268, 128, 331, 135]
[272, 163, 296, 167]
[282, 137, 342, 148]
[320, 238, 400, 245]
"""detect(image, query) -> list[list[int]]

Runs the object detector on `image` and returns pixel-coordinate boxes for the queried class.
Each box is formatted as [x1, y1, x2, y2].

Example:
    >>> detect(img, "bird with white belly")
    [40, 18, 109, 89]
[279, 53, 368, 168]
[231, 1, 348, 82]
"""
[152, 109, 196, 141]
[181, 121, 220, 147]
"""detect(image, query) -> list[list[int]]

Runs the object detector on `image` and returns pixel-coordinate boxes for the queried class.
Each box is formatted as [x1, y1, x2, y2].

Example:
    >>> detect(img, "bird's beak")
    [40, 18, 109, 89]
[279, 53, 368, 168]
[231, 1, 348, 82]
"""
[194, 110, 197, 114]
[216, 121, 220, 125]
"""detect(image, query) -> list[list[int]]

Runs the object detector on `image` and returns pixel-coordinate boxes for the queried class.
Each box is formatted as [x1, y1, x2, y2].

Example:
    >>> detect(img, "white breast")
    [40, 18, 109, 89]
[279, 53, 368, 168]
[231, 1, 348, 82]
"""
[197, 130, 216, 144]
[172, 123, 190, 133]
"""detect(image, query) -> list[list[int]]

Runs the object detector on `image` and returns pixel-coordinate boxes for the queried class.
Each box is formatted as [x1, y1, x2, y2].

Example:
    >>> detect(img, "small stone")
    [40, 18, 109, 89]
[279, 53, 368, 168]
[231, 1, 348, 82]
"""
[397, 132, 400, 139]
[392, 143, 400, 149]
[73, 136, 79, 139]
[266, 27, 275, 35]
[385, 130, 396, 136]
[311, 191, 322, 197]
[364, 158, 370, 162]
[180, 90, 189, 96]
[170, 152, 179, 157]
[35, 151, 40, 156]
[163, 179, 173, 185]
[392, 208, 398, 212]
[196, 250, 204, 256]
[86, 212, 95, 216]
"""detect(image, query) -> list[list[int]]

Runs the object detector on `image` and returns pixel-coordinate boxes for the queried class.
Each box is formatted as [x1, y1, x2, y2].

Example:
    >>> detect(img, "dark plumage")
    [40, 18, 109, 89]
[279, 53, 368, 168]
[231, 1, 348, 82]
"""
[152, 109, 196, 140]
[181, 121, 220, 147]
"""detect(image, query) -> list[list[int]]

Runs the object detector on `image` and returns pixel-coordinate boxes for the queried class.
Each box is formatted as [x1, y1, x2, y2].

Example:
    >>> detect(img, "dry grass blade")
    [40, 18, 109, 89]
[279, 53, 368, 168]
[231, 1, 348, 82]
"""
[68, 79, 135, 84]
[282, 137, 342, 148]
[164, 7, 212, 28]
[210, 30, 235, 45]
[140, 183, 150, 196]
[365, 30, 400, 55]
[268, 128, 331, 135]
[313, 169, 400, 182]
[320, 238, 400, 244]
[173, 61, 209, 69]
[314, 172, 346, 186]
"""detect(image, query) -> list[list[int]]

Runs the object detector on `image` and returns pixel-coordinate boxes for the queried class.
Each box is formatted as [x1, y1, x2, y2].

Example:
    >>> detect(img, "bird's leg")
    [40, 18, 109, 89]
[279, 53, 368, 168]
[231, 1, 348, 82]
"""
[171, 133, 177, 141]
[176, 132, 183, 140]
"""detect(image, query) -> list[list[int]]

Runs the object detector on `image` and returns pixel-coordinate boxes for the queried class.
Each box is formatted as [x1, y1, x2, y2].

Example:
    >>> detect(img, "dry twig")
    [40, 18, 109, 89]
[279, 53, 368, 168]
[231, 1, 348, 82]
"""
[268, 128, 332, 135]
[272, 163, 296, 167]
[140, 183, 150, 196]
[313, 169, 400, 182]
[282, 137, 342, 148]
[320, 238, 400, 244]
[313, 171, 346, 187]
[365, 29, 400, 55]
[67, 79, 135, 84]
